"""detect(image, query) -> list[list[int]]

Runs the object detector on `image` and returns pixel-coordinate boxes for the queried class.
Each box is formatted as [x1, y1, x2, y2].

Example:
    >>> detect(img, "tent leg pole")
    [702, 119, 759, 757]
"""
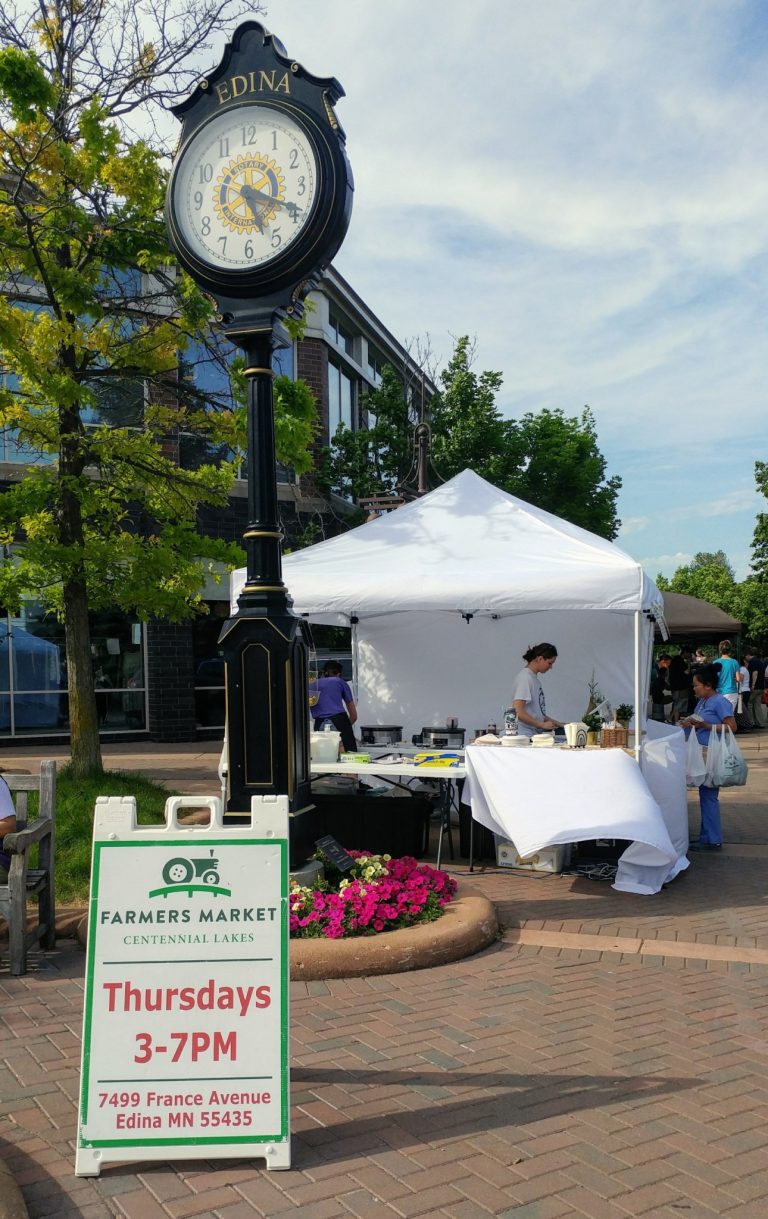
[351, 618, 359, 700]
[634, 610, 642, 765]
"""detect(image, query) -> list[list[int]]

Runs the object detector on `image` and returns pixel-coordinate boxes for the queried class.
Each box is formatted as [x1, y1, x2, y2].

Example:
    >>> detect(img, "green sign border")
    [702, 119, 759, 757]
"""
[78, 836, 289, 1148]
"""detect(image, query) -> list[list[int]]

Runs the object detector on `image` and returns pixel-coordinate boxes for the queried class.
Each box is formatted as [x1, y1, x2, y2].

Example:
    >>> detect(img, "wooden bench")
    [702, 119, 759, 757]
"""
[0, 761, 57, 975]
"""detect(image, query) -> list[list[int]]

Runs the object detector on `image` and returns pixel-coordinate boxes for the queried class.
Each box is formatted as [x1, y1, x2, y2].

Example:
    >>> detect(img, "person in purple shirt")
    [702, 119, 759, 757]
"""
[680, 664, 737, 851]
[310, 661, 357, 752]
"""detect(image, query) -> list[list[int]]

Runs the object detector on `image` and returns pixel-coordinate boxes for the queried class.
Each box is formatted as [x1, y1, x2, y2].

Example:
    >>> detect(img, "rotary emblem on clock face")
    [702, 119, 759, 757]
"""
[214, 153, 286, 234]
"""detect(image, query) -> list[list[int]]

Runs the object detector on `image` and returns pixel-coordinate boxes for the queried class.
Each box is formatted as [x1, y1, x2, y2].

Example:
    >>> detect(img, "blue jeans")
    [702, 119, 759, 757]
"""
[696, 785, 722, 845]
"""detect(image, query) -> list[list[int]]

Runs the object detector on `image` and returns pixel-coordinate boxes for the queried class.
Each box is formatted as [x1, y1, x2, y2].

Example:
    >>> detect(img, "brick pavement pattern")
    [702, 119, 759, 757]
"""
[1, 735, 768, 1218]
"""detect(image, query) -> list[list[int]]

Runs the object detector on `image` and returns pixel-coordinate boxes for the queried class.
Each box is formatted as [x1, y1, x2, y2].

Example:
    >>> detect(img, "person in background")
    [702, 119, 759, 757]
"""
[651, 654, 672, 722]
[713, 640, 740, 714]
[680, 664, 737, 851]
[668, 649, 693, 724]
[0, 770, 17, 884]
[746, 648, 767, 730]
[310, 661, 358, 753]
[510, 643, 564, 737]
[737, 655, 751, 728]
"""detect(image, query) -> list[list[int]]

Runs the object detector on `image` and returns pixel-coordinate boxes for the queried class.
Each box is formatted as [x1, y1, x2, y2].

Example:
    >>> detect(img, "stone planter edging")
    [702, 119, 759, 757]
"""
[289, 882, 498, 979]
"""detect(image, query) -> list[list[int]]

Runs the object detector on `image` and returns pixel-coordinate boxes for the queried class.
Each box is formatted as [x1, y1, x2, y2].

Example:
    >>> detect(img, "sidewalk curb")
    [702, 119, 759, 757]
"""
[0, 1158, 28, 1219]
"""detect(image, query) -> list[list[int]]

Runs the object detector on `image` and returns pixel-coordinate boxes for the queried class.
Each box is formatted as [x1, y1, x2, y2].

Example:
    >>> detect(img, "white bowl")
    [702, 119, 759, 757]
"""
[501, 735, 529, 747]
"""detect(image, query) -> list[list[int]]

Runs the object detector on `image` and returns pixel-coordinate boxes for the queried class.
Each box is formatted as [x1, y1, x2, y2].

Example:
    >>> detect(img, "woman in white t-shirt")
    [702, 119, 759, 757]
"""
[737, 659, 751, 719]
[510, 643, 564, 737]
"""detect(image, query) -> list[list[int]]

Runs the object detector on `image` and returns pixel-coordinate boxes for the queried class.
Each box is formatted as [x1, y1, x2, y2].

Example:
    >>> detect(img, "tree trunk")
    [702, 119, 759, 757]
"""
[63, 573, 102, 777]
[56, 330, 103, 778]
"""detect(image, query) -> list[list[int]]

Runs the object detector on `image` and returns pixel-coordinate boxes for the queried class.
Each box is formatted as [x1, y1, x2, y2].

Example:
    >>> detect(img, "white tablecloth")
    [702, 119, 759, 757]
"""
[462, 736, 688, 895]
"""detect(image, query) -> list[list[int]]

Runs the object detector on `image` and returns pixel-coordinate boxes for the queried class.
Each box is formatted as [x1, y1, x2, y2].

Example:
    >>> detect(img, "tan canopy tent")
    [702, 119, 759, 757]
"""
[658, 592, 741, 641]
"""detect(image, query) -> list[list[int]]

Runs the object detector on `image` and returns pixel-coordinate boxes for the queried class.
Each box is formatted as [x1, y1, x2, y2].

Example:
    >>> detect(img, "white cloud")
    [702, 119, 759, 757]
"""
[618, 517, 651, 537]
[641, 551, 694, 574]
[668, 489, 764, 521]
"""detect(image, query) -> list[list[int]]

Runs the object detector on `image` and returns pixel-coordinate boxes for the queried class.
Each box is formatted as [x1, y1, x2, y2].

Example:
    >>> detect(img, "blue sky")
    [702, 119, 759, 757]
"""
[252, 0, 767, 579]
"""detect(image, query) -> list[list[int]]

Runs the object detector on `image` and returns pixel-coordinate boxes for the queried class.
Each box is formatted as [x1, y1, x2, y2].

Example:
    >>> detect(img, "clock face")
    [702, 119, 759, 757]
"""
[170, 103, 319, 272]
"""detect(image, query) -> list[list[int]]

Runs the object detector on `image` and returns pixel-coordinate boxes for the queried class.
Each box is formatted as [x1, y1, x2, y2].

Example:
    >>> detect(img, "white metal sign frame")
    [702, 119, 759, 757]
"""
[75, 794, 290, 1175]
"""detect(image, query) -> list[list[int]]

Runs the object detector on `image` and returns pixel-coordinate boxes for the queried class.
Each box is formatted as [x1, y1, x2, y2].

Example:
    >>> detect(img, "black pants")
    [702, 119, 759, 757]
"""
[312, 713, 357, 753]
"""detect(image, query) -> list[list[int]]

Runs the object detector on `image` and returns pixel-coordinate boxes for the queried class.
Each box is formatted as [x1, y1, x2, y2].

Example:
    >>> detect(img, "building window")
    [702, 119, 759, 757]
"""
[273, 343, 294, 380]
[367, 346, 385, 384]
[328, 362, 356, 438]
[0, 371, 55, 465]
[178, 338, 295, 483]
[328, 310, 355, 357]
[192, 603, 229, 729]
[0, 603, 146, 736]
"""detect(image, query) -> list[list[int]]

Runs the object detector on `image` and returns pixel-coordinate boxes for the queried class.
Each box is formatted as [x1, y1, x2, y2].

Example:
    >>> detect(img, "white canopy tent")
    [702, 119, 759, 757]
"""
[231, 469, 666, 749]
[231, 470, 689, 894]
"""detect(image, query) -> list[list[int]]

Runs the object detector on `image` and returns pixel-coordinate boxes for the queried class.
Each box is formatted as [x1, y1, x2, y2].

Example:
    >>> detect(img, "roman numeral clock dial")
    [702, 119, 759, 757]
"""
[170, 104, 318, 272]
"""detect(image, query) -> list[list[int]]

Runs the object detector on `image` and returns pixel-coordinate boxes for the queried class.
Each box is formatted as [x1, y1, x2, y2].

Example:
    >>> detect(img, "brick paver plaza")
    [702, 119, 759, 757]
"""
[1, 737, 768, 1218]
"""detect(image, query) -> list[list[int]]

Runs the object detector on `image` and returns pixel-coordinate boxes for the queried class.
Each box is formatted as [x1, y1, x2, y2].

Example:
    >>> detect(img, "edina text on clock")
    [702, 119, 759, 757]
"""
[213, 71, 292, 107]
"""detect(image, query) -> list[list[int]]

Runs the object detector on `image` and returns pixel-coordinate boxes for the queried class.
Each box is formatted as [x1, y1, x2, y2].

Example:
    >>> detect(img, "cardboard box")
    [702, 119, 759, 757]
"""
[496, 842, 571, 873]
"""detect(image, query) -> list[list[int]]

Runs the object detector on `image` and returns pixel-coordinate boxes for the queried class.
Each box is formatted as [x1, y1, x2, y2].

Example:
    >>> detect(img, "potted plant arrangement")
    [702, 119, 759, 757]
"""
[582, 709, 603, 746]
[615, 703, 634, 729]
[584, 671, 603, 717]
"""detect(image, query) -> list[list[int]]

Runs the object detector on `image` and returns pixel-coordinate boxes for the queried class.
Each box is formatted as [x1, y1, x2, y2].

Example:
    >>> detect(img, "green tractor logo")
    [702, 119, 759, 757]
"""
[149, 849, 231, 898]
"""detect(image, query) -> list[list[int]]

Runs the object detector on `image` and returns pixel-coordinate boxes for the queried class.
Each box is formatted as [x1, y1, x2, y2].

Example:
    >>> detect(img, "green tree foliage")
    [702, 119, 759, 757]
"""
[274, 376, 318, 476]
[505, 407, 621, 540]
[656, 551, 737, 606]
[732, 579, 768, 650]
[0, 0, 297, 775]
[321, 364, 416, 502]
[325, 334, 622, 539]
[429, 337, 518, 489]
[655, 545, 768, 650]
[751, 461, 768, 582]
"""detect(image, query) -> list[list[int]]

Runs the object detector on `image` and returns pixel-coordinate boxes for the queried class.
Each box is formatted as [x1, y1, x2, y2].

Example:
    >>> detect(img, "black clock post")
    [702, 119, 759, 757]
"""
[165, 21, 353, 819]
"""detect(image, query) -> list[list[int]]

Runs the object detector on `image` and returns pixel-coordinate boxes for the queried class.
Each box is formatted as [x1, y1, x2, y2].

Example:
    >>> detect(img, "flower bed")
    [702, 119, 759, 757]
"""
[289, 851, 457, 940]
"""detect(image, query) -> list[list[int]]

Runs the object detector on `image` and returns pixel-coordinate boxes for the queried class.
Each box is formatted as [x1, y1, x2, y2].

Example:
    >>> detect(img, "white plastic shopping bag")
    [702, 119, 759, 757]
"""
[711, 726, 748, 788]
[703, 727, 721, 788]
[685, 729, 707, 788]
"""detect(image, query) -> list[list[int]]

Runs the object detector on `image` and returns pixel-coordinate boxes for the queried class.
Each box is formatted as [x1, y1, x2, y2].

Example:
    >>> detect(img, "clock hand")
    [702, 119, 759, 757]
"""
[237, 184, 267, 232]
[239, 183, 302, 225]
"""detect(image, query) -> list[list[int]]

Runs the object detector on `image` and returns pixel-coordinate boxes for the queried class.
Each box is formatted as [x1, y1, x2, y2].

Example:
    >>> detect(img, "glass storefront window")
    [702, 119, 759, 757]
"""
[0, 604, 146, 736]
[90, 610, 145, 730]
[192, 603, 229, 729]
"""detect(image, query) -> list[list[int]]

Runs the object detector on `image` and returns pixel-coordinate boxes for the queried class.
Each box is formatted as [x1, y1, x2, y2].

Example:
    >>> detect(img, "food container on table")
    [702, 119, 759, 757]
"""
[501, 735, 529, 747]
[531, 733, 555, 748]
[310, 731, 341, 763]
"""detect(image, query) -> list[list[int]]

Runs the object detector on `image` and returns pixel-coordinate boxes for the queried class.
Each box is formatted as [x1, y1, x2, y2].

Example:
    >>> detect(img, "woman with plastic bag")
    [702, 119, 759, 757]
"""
[680, 664, 738, 851]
